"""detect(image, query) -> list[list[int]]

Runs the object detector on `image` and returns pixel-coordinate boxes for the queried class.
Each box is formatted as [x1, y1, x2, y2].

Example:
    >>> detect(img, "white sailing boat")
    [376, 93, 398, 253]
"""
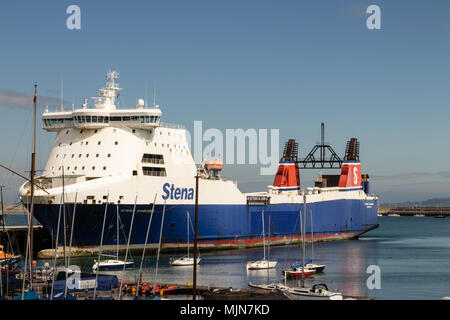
[93, 254, 134, 271]
[93, 205, 134, 271]
[246, 210, 277, 270]
[169, 211, 200, 266]
[304, 209, 326, 273]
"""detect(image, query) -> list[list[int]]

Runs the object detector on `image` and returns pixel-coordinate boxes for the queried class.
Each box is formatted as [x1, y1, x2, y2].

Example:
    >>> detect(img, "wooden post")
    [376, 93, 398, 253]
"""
[193, 174, 199, 300]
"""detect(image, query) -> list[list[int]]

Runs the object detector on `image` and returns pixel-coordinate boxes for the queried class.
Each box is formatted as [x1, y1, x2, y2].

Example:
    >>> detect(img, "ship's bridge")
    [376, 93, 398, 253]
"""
[43, 107, 162, 131]
[42, 70, 162, 132]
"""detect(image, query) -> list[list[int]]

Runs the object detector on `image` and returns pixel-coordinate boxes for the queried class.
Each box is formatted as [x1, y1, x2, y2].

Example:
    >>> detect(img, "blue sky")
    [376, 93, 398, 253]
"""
[1, 0, 450, 204]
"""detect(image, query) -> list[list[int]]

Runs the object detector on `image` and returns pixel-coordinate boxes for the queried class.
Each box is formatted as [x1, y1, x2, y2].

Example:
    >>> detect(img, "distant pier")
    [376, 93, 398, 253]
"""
[378, 206, 450, 217]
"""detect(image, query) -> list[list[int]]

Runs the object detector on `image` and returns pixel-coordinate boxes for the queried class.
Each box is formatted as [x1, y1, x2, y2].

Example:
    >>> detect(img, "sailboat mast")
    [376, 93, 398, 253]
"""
[29, 83, 37, 263]
[65, 192, 78, 299]
[136, 194, 157, 297]
[193, 174, 199, 300]
[187, 211, 189, 258]
[116, 205, 119, 258]
[118, 195, 138, 300]
[93, 196, 109, 300]
[262, 209, 266, 261]
[310, 209, 314, 263]
[301, 194, 306, 287]
[0, 186, 4, 233]
[154, 200, 166, 292]
[268, 215, 271, 260]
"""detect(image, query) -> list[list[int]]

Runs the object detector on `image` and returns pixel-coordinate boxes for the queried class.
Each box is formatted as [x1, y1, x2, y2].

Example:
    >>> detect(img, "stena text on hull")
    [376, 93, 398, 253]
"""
[19, 71, 379, 253]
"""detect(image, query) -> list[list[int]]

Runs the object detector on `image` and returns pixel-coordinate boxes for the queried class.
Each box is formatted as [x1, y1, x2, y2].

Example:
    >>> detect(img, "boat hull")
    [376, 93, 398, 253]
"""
[93, 262, 134, 271]
[246, 260, 278, 270]
[32, 198, 378, 249]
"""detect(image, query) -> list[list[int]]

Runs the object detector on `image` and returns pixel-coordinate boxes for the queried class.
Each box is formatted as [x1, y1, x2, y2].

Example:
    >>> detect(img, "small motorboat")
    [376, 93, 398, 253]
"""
[92, 254, 134, 271]
[280, 283, 343, 300]
[169, 256, 200, 266]
[246, 259, 277, 270]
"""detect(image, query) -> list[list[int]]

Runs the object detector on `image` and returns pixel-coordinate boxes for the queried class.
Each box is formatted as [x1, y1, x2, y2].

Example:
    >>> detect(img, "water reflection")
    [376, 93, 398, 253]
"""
[29, 217, 450, 300]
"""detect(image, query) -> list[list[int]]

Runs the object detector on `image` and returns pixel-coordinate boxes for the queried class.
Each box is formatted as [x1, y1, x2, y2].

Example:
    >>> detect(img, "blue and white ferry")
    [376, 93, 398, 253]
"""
[19, 71, 378, 254]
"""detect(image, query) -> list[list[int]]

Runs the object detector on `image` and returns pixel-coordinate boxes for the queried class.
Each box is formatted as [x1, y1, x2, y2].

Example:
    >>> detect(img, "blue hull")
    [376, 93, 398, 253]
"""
[33, 199, 378, 248]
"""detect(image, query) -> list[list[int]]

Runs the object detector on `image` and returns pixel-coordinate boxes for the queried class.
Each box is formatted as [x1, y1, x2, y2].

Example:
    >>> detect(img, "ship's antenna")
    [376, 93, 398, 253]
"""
[145, 82, 149, 108]
[153, 81, 156, 108]
[60, 72, 64, 111]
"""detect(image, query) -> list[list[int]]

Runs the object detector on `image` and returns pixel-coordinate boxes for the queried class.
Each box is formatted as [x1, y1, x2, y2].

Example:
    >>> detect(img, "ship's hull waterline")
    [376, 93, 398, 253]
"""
[34, 198, 378, 257]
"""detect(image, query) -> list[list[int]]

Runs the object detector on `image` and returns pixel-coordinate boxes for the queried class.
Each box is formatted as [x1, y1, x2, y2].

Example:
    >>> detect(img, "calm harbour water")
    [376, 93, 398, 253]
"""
[12, 215, 450, 300]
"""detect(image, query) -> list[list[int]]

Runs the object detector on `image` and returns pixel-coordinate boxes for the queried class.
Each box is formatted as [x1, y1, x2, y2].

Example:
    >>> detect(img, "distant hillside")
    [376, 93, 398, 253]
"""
[381, 197, 450, 207]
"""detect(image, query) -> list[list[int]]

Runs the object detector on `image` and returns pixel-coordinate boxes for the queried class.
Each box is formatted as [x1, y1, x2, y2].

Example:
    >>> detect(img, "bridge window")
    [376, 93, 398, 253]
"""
[142, 167, 167, 177]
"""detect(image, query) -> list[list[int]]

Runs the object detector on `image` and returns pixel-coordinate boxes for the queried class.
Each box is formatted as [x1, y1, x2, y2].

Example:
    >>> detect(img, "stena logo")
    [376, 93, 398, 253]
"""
[353, 167, 358, 185]
[162, 183, 194, 200]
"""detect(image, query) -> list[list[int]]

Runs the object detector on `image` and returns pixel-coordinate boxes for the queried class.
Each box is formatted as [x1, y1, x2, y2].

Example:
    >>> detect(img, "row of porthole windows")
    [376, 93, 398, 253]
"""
[58, 141, 118, 147]
[154, 142, 186, 150]
[56, 153, 112, 159]
[53, 166, 107, 171]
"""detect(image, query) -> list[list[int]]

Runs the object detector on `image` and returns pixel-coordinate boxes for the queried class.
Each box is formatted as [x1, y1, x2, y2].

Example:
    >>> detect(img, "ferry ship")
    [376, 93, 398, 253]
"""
[19, 71, 378, 252]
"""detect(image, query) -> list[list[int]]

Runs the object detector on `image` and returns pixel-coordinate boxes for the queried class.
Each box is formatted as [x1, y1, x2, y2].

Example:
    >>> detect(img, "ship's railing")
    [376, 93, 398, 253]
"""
[160, 122, 185, 129]
[142, 158, 165, 165]
[247, 195, 270, 205]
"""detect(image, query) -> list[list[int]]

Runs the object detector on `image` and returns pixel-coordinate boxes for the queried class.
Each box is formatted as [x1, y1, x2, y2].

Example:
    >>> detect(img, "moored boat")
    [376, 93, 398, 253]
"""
[283, 267, 316, 277]
[281, 284, 343, 300]
[93, 254, 134, 271]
